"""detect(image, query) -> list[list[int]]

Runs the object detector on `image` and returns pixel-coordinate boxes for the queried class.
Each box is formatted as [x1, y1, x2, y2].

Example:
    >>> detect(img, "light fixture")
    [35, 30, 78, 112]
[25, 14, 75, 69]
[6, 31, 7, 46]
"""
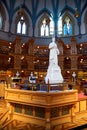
[18, 5, 23, 17]
[43, 18, 47, 27]
[75, 8, 80, 18]
[42, 18, 50, 27]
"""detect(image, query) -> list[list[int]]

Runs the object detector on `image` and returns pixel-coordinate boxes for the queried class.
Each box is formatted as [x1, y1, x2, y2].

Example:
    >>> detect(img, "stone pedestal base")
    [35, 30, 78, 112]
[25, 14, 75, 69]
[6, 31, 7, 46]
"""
[45, 64, 63, 84]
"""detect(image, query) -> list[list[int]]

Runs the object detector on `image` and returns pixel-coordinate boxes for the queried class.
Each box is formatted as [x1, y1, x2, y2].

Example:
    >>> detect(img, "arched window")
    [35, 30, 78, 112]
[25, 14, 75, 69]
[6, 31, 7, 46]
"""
[41, 18, 49, 36]
[58, 14, 73, 36]
[63, 16, 73, 36]
[0, 13, 3, 30]
[17, 16, 27, 35]
[39, 15, 54, 36]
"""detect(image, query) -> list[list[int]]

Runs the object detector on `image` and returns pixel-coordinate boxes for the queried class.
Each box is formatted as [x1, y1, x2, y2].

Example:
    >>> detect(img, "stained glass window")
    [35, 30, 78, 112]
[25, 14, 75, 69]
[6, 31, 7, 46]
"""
[0, 13, 2, 29]
[58, 15, 73, 36]
[63, 16, 72, 36]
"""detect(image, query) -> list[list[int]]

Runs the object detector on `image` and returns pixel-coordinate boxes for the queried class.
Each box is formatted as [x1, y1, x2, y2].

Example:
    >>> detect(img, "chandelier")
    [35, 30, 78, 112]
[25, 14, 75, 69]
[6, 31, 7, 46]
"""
[75, 8, 80, 18]
[17, 5, 23, 17]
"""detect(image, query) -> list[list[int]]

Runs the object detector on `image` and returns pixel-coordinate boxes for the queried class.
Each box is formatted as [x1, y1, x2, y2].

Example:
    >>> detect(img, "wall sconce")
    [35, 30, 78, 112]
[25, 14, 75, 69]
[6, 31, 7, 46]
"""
[18, 5, 23, 17]
[75, 8, 80, 18]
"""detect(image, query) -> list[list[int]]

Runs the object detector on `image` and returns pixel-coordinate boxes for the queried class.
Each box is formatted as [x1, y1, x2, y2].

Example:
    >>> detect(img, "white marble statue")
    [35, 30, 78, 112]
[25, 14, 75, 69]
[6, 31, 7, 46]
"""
[49, 37, 60, 65]
[45, 37, 64, 84]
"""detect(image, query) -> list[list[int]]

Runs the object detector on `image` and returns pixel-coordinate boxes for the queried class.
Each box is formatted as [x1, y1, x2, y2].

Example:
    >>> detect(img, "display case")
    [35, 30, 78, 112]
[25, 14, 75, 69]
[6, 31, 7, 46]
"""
[11, 77, 22, 88]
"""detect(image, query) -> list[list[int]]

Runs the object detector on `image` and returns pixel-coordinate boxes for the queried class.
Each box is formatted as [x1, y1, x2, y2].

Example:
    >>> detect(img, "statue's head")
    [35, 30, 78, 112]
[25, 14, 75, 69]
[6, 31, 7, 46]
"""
[30, 72, 33, 76]
[52, 37, 55, 42]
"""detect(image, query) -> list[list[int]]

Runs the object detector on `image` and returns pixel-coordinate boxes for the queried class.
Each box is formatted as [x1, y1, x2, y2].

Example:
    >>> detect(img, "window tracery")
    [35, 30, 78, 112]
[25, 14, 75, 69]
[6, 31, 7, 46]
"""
[39, 15, 54, 36]
[17, 16, 27, 35]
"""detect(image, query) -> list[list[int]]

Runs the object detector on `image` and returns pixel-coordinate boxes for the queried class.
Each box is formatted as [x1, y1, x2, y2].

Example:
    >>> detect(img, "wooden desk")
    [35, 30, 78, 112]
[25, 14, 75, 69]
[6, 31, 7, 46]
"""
[0, 83, 5, 98]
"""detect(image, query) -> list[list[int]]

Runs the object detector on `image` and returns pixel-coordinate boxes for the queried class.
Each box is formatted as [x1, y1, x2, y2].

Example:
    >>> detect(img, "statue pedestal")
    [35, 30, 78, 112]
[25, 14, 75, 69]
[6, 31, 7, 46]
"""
[45, 64, 63, 84]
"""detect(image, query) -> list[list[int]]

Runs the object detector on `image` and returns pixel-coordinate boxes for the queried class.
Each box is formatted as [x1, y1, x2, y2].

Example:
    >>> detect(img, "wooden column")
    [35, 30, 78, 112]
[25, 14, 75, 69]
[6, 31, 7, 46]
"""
[27, 38, 34, 71]
[14, 36, 22, 54]
[71, 104, 76, 122]
[45, 108, 51, 130]
[71, 56, 78, 70]
[71, 37, 77, 54]
[57, 38, 64, 55]
[14, 36, 22, 70]
[57, 38, 64, 70]
[14, 55, 21, 70]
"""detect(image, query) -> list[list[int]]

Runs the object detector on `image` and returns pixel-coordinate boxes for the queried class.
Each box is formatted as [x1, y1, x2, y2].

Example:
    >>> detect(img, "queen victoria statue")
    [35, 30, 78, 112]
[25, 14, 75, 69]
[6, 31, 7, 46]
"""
[45, 37, 64, 84]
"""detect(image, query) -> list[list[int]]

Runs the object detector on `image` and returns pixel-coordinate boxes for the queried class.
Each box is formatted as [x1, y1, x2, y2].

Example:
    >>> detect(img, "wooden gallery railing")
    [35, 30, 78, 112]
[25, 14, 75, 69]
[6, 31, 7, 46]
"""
[4, 82, 78, 130]
[0, 82, 87, 129]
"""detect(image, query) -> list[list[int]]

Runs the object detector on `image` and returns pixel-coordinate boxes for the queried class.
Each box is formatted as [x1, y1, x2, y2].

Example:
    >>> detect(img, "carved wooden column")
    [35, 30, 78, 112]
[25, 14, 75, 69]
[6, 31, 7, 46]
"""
[26, 55, 34, 71]
[14, 55, 21, 70]
[71, 104, 76, 122]
[59, 56, 64, 70]
[45, 108, 51, 130]
[27, 38, 34, 55]
[57, 38, 64, 55]
[71, 37, 77, 54]
[57, 38, 64, 70]
[71, 56, 78, 70]
[14, 36, 22, 70]
[14, 36, 22, 54]
[27, 38, 34, 71]
[70, 37, 78, 71]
